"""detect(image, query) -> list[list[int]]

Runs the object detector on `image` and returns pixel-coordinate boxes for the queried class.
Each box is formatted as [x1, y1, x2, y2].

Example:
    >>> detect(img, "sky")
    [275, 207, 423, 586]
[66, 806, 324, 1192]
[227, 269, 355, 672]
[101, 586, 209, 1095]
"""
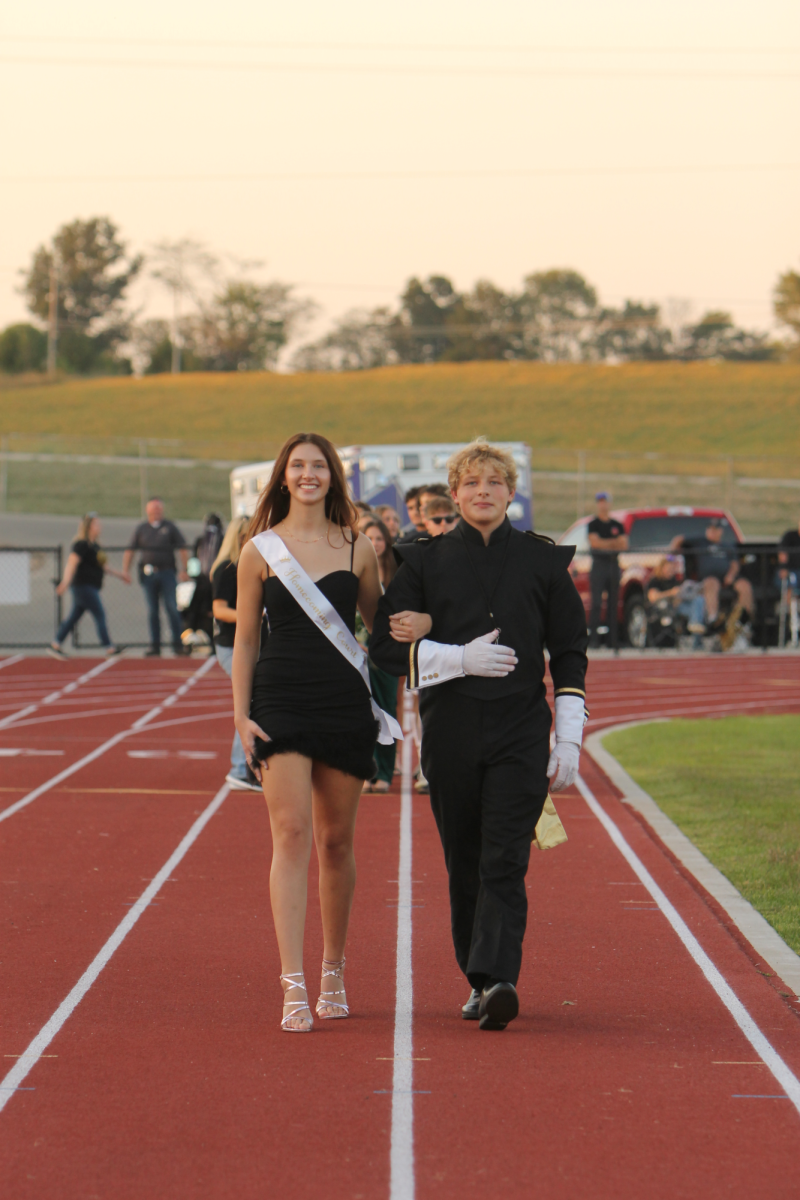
[1, 0, 799, 356]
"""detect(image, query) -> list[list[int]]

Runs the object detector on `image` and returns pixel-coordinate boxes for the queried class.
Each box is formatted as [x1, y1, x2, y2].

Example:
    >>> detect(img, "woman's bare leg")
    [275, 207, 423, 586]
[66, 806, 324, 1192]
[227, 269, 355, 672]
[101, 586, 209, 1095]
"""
[311, 763, 363, 1014]
[262, 752, 315, 1028]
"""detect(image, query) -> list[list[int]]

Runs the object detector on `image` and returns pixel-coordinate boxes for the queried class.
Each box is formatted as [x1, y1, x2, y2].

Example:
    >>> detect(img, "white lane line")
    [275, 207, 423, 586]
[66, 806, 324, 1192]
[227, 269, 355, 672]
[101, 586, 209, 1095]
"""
[0, 658, 217, 824]
[0, 654, 24, 671]
[389, 688, 416, 1200]
[574, 772, 800, 1117]
[0, 656, 120, 730]
[0, 781, 230, 1113]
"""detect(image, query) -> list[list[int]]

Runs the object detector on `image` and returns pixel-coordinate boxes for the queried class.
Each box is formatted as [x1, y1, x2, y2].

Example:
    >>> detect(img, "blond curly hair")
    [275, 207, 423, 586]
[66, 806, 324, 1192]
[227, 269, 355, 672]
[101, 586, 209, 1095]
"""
[447, 438, 518, 494]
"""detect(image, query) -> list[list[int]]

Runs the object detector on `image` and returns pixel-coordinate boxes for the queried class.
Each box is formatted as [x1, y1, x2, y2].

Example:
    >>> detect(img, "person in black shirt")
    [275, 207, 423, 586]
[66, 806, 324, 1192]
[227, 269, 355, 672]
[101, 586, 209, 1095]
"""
[49, 513, 130, 659]
[777, 518, 800, 646]
[671, 518, 753, 630]
[370, 440, 588, 1031]
[587, 493, 628, 650]
[122, 497, 189, 657]
[778, 519, 800, 590]
[210, 517, 261, 792]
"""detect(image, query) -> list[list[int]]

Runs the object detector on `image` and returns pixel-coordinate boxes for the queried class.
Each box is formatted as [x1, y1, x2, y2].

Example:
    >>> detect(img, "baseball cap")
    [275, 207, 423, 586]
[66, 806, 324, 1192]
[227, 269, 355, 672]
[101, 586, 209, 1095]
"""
[595, 491, 610, 501]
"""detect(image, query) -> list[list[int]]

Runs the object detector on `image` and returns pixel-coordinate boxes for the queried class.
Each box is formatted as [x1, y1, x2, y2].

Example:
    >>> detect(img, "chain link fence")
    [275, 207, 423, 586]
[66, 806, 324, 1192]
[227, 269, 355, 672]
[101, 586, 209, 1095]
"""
[0, 547, 189, 649]
[0, 435, 799, 536]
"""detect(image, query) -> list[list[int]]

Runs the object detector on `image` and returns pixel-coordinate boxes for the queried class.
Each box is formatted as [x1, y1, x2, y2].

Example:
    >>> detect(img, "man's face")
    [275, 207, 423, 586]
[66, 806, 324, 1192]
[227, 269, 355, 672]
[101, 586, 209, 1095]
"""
[406, 497, 420, 526]
[416, 492, 436, 526]
[596, 499, 610, 521]
[706, 524, 723, 543]
[146, 500, 164, 523]
[423, 510, 458, 538]
[454, 466, 513, 528]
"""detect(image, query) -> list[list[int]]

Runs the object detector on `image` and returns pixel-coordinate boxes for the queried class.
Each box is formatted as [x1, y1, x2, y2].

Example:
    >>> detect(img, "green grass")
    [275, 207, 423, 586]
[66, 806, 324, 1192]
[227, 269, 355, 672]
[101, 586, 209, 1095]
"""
[604, 716, 800, 955]
[2, 361, 800, 459]
[1, 362, 798, 523]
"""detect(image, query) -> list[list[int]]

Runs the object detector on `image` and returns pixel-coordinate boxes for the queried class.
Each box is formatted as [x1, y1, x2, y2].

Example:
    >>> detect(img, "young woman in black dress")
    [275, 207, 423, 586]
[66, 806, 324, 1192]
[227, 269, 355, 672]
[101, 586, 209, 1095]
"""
[233, 433, 404, 1032]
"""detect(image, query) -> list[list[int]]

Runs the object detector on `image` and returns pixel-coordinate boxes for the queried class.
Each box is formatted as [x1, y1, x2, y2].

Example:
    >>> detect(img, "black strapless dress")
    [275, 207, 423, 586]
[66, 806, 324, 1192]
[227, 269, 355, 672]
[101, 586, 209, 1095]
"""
[250, 569, 378, 780]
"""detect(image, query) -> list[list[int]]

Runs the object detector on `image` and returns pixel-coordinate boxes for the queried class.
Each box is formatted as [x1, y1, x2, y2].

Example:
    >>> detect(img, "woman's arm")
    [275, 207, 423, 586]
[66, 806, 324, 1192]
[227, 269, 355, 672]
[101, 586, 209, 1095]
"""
[355, 532, 383, 633]
[56, 552, 80, 596]
[231, 541, 270, 778]
[212, 599, 237, 623]
[104, 565, 132, 584]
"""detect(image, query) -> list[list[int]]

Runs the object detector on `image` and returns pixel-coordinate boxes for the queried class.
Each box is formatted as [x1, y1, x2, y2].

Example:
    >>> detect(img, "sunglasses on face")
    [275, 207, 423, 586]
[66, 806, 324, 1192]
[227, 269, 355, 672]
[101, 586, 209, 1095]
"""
[429, 515, 457, 526]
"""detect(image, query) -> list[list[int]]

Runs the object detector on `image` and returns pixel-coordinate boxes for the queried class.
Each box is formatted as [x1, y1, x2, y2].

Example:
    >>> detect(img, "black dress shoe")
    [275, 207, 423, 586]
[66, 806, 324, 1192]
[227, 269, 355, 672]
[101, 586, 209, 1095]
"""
[478, 981, 519, 1031]
[461, 989, 481, 1020]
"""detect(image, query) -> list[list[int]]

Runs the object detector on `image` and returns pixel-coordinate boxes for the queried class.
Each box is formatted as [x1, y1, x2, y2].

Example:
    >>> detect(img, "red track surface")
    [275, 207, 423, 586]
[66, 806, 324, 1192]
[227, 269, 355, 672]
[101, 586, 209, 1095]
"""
[0, 652, 799, 1198]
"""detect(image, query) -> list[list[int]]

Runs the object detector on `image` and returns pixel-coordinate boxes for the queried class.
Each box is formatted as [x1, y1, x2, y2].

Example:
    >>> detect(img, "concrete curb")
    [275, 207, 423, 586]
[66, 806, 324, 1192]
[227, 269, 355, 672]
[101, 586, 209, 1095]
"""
[585, 721, 800, 998]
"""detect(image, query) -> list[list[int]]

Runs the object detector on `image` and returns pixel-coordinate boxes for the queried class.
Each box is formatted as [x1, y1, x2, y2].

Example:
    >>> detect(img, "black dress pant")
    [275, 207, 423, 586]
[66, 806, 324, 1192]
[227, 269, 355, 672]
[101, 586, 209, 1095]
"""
[589, 557, 620, 648]
[420, 688, 550, 990]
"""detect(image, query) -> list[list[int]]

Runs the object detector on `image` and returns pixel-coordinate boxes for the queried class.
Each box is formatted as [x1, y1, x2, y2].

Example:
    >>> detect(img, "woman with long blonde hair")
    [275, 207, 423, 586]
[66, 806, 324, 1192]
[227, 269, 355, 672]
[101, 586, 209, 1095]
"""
[232, 433, 409, 1032]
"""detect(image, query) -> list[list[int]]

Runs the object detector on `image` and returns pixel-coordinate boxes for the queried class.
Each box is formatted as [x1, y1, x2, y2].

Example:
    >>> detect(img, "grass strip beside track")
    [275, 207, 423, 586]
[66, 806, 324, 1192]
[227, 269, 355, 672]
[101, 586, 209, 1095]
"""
[603, 715, 800, 954]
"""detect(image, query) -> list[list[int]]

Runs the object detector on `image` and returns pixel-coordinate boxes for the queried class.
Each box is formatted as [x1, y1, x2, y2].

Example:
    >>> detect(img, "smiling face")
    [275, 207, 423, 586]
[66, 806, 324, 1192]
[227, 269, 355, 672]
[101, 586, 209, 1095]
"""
[283, 442, 332, 509]
[453, 465, 514, 532]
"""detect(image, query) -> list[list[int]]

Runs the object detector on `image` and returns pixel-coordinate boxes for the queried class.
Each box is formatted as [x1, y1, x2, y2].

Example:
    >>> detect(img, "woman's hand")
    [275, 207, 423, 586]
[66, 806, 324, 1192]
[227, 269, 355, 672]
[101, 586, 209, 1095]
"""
[389, 610, 433, 643]
[235, 716, 271, 782]
[56, 581, 68, 597]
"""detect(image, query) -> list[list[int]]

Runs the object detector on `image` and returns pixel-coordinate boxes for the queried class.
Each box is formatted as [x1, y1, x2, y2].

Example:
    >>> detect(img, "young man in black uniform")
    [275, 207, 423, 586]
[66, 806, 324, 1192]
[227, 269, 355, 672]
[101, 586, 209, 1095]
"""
[587, 492, 628, 650]
[370, 440, 588, 1030]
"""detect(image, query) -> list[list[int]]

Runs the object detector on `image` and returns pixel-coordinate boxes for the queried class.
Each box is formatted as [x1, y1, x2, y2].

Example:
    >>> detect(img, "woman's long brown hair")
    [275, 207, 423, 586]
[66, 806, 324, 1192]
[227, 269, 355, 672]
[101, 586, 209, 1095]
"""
[363, 518, 397, 586]
[248, 433, 357, 538]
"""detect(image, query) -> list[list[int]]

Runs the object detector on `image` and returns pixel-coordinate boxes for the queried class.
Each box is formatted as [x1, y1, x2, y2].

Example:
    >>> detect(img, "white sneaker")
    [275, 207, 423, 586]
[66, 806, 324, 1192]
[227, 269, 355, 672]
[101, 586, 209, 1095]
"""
[225, 772, 262, 793]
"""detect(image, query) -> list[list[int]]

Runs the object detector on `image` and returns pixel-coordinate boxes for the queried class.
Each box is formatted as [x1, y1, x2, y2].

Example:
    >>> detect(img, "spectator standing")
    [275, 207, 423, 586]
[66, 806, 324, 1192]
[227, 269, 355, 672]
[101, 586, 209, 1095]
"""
[671, 518, 753, 631]
[211, 518, 261, 792]
[587, 492, 628, 650]
[182, 512, 224, 643]
[777, 516, 800, 593]
[422, 496, 459, 537]
[49, 513, 129, 659]
[399, 487, 423, 538]
[361, 517, 400, 793]
[122, 497, 190, 657]
[375, 505, 402, 540]
[777, 516, 800, 646]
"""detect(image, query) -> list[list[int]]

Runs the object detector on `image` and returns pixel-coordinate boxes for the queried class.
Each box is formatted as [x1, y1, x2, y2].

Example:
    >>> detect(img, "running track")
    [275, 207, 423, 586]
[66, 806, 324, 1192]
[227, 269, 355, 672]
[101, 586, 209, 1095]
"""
[0, 652, 799, 1198]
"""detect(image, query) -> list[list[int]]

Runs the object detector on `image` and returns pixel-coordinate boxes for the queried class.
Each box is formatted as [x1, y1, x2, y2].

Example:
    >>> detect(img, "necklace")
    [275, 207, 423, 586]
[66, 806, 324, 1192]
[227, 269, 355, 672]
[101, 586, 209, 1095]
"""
[281, 523, 330, 544]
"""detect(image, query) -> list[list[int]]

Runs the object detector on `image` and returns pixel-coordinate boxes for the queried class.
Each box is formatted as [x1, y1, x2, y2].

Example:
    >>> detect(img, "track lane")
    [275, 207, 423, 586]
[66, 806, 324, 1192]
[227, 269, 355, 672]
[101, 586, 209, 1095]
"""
[0, 656, 121, 729]
[0, 773, 402, 1198]
[0, 658, 221, 823]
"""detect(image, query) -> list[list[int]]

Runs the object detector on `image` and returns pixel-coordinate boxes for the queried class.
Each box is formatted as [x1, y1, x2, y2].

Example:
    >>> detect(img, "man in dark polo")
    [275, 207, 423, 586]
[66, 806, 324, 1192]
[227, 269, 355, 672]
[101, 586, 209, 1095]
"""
[587, 492, 628, 651]
[122, 497, 190, 657]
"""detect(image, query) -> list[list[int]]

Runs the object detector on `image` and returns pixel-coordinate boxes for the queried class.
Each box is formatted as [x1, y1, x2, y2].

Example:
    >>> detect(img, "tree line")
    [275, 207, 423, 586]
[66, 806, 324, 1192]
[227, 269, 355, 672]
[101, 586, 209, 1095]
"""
[1, 215, 799, 376]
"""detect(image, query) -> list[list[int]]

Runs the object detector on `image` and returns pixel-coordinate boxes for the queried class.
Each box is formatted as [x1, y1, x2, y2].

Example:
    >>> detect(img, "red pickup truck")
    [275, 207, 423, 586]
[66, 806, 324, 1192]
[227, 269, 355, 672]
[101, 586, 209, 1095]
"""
[558, 507, 745, 647]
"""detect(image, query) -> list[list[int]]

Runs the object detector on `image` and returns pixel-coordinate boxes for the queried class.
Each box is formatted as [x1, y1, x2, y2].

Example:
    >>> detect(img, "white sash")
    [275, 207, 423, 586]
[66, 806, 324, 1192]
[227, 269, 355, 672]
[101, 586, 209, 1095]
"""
[252, 529, 403, 747]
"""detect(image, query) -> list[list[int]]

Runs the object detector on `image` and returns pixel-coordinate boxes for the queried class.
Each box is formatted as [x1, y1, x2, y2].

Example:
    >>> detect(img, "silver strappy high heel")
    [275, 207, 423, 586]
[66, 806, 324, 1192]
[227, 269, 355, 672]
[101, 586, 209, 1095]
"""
[280, 972, 313, 1032]
[316, 957, 349, 1019]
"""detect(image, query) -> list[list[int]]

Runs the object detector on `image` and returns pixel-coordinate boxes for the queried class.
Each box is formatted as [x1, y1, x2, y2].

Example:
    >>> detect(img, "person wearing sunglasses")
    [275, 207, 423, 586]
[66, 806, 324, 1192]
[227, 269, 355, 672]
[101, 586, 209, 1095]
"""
[422, 497, 459, 536]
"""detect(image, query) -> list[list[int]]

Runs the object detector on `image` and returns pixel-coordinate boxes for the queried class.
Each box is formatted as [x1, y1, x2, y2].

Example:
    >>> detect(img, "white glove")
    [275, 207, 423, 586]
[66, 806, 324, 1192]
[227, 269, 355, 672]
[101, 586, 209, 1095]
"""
[547, 742, 580, 792]
[462, 631, 518, 678]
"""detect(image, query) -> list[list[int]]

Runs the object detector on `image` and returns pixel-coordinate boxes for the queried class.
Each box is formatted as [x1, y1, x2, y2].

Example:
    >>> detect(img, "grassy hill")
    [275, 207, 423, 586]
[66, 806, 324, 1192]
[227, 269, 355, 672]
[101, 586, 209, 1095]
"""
[1, 363, 798, 529]
[2, 361, 799, 458]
